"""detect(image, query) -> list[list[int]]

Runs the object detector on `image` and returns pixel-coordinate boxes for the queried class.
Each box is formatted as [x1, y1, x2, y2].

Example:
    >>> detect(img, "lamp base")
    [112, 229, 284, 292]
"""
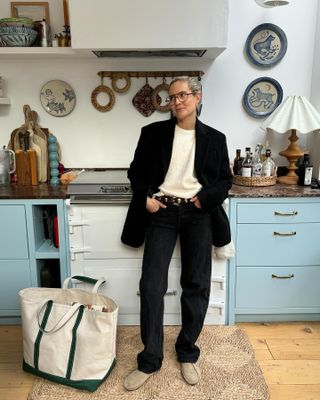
[278, 129, 304, 186]
[277, 175, 298, 185]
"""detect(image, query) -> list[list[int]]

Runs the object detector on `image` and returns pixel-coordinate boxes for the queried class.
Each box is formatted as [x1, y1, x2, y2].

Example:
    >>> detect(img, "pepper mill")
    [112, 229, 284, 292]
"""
[48, 135, 60, 185]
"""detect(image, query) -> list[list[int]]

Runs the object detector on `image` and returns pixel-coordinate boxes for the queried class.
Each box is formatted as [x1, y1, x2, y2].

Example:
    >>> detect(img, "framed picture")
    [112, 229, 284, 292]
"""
[11, 2, 50, 24]
[63, 0, 70, 26]
[242, 77, 283, 118]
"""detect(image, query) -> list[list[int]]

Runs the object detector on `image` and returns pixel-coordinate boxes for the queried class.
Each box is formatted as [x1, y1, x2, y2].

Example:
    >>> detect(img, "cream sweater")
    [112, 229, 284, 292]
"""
[157, 125, 202, 198]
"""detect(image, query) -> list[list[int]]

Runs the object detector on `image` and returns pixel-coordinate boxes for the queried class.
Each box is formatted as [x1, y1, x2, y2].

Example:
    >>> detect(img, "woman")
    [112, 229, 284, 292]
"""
[122, 76, 232, 391]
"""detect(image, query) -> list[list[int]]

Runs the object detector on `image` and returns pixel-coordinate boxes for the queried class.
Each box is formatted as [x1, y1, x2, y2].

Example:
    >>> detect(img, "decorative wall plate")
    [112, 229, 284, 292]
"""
[40, 80, 76, 117]
[243, 77, 283, 118]
[245, 23, 287, 67]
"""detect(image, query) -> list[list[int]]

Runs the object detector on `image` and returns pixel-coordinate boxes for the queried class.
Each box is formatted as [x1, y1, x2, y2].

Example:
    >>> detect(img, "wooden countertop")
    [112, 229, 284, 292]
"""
[0, 183, 68, 199]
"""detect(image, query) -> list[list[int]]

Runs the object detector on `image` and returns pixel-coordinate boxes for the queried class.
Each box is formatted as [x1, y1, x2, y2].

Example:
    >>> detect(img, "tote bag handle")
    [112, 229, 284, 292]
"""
[37, 301, 84, 334]
[62, 275, 106, 293]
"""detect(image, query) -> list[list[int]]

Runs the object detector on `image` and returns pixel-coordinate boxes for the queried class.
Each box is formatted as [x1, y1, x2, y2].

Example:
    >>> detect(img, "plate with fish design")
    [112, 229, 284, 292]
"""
[40, 80, 76, 117]
[245, 23, 287, 67]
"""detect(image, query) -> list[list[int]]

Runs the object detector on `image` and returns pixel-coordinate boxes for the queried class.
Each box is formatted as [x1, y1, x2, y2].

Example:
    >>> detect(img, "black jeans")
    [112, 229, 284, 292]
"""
[137, 202, 212, 373]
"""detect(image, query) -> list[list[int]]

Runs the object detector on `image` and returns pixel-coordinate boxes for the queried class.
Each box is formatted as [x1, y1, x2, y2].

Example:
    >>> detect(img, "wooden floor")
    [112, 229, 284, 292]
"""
[0, 322, 320, 400]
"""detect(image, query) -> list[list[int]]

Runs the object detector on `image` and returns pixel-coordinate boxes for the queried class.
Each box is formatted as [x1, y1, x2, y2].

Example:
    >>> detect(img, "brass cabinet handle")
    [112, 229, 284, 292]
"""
[274, 211, 298, 216]
[137, 289, 177, 296]
[273, 231, 296, 236]
[272, 273, 294, 279]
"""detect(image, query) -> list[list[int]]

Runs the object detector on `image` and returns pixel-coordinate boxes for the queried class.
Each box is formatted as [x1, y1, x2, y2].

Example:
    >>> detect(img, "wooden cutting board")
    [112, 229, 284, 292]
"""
[15, 150, 31, 186]
[28, 149, 38, 186]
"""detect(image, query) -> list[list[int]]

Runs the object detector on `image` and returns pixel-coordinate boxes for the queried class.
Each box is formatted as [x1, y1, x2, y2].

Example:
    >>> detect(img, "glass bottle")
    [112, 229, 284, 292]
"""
[298, 153, 313, 186]
[252, 144, 263, 177]
[241, 147, 252, 177]
[261, 149, 275, 177]
[233, 149, 243, 176]
[260, 140, 269, 162]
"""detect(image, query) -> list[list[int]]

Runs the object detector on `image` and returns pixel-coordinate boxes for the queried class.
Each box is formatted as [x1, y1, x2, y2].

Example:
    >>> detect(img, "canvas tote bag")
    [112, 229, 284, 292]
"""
[19, 275, 118, 392]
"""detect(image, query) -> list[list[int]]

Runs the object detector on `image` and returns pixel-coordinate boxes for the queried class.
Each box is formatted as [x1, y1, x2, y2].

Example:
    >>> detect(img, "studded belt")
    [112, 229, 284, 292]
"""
[154, 195, 193, 206]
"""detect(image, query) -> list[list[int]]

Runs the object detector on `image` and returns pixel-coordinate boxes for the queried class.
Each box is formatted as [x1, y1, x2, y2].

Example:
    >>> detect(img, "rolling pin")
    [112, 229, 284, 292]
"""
[27, 149, 39, 185]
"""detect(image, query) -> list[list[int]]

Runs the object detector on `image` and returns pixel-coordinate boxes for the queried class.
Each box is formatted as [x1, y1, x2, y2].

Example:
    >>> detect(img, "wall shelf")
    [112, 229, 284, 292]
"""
[0, 47, 95, 59]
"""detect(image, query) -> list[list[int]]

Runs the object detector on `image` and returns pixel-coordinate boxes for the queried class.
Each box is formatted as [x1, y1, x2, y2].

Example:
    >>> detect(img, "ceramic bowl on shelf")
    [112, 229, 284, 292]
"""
[0, 25, 37, 47]
[0, 17, 33, 24]
[0, 21, 34, 29]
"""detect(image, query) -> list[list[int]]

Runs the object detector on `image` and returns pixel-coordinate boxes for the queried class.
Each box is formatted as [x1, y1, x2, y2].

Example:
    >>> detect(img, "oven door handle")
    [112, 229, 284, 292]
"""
[70, 246, 91, 261]
[136, 289, 178, 297]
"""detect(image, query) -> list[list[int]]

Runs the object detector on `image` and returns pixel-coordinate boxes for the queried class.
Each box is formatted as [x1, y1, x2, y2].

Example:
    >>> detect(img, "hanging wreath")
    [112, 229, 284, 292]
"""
[91, 85, 115, 112]
[151, 82, 171, 113]
[111, 72, 131, 93]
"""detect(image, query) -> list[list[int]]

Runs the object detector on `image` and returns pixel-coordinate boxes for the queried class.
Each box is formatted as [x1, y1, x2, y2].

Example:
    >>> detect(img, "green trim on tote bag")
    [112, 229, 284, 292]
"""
[34, 300, 53, 370]
[23, 358, 117, 392]
[66, 304, 85, 379]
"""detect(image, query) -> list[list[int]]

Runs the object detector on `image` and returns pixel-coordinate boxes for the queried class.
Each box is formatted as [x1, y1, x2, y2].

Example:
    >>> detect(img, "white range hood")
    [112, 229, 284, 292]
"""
[69, 0, 229, 59]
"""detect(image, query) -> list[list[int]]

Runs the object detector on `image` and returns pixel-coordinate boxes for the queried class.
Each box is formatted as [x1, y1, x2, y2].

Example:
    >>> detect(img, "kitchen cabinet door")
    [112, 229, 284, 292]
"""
[0, 260, 31, 315]
[0, 205, 28, 259]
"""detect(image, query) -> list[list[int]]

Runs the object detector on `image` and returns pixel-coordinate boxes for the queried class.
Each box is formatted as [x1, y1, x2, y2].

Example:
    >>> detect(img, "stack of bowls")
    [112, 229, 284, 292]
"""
[0, 17, 37, 47]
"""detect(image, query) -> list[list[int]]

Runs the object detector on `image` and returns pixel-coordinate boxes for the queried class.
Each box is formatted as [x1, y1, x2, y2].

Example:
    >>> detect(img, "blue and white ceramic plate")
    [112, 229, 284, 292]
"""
[40, 80, 76, 117]
[245, 23, 287, 67]
[243, 77, 283, 118]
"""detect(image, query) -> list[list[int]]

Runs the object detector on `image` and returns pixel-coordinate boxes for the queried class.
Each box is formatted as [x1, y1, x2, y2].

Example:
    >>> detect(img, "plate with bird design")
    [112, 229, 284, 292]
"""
[245, 23, 287, 67]
[40, 80, 76, 117]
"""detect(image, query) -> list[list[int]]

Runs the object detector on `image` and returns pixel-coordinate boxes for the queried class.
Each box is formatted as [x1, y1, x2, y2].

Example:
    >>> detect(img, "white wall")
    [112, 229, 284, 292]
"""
[309, 0, 320, 179]
[0, 0, 318, 168]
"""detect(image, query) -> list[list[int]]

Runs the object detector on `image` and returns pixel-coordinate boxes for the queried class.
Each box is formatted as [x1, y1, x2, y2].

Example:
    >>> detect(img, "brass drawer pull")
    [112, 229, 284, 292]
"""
[273, 231, 296, 236]
[274, 211, 298, 216]
[272, 273, 294, 279]
[137, 289, 177, 296]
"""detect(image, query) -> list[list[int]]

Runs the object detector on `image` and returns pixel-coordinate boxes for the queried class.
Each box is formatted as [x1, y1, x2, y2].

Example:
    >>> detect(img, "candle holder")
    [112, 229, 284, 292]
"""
[48, 135, 60, 185]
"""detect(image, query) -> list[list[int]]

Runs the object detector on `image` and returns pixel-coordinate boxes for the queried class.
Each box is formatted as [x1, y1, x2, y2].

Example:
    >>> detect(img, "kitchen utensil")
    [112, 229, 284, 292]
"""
[8, 104, 33, 152]
[0, 146, 15, 185]
[91, 75, 115, 112]
[28, 130, 43, 183]
[15, 149, 31, 185]
[29, 110, 48, 182]
[151, 80, 170, 113]
[111, 72, 131, 93]
[28, 149, 39, 186]
[132, 77, 160, 117]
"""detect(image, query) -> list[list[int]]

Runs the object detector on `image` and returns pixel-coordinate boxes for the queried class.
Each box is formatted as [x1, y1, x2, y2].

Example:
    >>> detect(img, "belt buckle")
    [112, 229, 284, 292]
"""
[172, 197, 181, 206]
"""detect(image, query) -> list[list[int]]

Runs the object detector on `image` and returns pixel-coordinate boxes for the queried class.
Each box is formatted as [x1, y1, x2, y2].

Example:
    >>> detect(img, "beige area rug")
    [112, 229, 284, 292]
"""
[28, 326, 269, 400]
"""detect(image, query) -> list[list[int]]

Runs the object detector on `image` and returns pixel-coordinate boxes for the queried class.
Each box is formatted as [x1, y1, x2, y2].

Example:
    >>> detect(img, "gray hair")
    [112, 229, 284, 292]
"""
[169, 76, 202, 94]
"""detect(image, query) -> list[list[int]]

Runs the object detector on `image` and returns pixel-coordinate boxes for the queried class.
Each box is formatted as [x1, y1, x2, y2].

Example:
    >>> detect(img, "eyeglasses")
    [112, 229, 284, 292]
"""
[165, 91, 194, 104]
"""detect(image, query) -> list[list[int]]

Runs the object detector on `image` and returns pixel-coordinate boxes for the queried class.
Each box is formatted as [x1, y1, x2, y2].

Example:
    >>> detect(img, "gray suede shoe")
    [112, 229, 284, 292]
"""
[123, 369, 155, 391]
[180, 362, 200, 385]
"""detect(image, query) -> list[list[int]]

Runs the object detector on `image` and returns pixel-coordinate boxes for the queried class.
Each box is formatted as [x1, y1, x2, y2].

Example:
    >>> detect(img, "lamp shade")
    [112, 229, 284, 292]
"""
[261, 95, 320, 134]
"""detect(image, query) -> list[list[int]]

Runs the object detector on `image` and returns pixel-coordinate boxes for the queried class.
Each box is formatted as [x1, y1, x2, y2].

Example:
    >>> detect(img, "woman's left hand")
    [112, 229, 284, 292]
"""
[191, 196, 201, 209]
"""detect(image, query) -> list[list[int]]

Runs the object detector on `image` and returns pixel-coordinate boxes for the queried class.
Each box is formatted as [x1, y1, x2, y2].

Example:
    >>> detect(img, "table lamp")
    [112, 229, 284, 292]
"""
[261, 95, 320, 184]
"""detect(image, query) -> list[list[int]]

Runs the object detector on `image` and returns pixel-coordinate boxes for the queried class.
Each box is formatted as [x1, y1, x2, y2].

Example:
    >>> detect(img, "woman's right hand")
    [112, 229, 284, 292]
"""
[146, 197, 167, 213]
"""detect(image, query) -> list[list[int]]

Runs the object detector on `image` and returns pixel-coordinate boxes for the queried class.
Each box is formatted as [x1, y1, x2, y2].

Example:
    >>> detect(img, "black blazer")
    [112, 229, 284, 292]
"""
[121, 117, 233, 248]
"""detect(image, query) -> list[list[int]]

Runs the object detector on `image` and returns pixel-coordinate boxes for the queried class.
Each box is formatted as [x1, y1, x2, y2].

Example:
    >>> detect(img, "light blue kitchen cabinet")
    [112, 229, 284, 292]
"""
[227, 196, 320, 324]
[0, 199, 69, 324]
